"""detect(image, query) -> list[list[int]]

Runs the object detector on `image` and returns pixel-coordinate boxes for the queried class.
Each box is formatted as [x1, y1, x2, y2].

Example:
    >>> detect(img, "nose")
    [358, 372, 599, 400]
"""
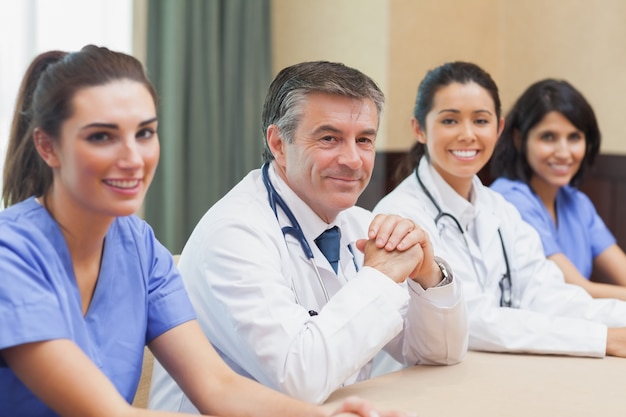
[337, 140, 363, 169]
[458, 121, 477, 142]
[553, 137, 570, 158]
[118, 138, 144, 170]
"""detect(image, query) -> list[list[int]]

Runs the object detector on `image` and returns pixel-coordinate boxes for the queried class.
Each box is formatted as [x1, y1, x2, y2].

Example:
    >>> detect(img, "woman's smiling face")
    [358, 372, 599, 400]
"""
[526, 110, 586, 195]
[44, 79, 159, 220]
[413, 81, 503, 198]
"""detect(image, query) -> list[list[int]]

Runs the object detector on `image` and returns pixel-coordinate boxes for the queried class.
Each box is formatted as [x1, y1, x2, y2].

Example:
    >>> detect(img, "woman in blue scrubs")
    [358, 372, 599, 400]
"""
[0, 45, 400, 417]
[491, 78, 626, 301]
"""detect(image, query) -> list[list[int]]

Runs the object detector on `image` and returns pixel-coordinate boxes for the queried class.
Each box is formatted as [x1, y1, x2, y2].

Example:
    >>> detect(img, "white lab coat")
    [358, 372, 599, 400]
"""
[149, 165, 467, 411]
[374, 158, 626, 358]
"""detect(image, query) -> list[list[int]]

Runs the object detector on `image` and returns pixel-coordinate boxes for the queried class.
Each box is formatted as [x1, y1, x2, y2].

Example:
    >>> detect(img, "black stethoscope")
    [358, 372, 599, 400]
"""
[262, 162, 331, 309]
[415, 168, 513, 307]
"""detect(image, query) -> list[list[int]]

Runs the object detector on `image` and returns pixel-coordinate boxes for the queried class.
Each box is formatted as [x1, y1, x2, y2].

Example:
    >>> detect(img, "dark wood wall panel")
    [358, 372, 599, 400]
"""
[613, 185, 626, 249]
[579, 154, 626, 249]
[581, 178, 611, 222]
[357, 151, 405, 211]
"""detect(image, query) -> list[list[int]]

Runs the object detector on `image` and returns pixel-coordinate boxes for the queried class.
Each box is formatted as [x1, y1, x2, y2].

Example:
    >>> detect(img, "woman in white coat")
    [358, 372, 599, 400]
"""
[374, 61, 626, 358]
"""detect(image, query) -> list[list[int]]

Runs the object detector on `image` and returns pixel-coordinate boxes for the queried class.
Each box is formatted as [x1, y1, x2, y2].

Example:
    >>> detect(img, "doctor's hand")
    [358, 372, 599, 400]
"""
[329, 395, 417, 417]
[366, 214, 424, 252]
[360, 214, 442, 287]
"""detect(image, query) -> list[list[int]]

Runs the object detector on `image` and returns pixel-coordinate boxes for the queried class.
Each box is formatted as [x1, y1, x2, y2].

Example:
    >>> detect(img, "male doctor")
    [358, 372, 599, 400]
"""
[149, 61, 468, 411]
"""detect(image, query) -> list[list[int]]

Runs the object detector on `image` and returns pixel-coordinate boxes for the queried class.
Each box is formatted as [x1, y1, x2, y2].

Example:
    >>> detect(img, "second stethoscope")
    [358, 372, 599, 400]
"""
[415, 168, 513, 307]
[262, 163, 331, 310]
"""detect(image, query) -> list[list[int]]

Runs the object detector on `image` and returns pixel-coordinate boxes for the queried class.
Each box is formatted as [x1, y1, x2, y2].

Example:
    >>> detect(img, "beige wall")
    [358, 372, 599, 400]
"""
[272, 0, 626, 153]
[499, 0, 626, 154]
[271, 0, 391, 147]
[386, 0, 501, 150]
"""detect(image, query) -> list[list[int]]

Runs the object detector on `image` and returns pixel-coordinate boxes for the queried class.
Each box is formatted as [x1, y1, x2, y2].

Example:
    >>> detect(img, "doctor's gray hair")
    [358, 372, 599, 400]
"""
[261, 61, 385, 163]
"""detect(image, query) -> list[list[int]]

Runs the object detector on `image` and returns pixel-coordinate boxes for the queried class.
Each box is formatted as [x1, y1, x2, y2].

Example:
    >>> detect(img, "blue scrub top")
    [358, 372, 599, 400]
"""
[491, 178, 615, 279]
[0, 197, 196, 416]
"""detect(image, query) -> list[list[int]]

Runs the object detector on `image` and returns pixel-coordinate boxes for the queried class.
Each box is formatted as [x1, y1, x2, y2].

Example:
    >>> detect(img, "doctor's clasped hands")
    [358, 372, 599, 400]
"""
[357, 214, 442, 288]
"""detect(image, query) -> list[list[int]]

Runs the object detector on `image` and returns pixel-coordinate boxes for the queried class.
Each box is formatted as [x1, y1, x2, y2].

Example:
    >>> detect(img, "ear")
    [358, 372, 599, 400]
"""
[267, 125, 287, 167]
[410, 117, 427, 144]
[497, 116, 505, 139]
[33, 128, 60, 168]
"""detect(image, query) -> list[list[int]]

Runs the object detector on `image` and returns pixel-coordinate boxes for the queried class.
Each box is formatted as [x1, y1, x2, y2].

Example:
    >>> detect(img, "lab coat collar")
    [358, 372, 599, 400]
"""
[266, 163, 345, 245]
[420, 159, 480, 233]
[417, 159, 503, 280]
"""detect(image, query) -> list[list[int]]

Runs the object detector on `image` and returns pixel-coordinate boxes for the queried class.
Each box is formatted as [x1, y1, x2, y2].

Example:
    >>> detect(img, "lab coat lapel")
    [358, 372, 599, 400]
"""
[281, 231, 331, 307]
[474, 196, 507, 286]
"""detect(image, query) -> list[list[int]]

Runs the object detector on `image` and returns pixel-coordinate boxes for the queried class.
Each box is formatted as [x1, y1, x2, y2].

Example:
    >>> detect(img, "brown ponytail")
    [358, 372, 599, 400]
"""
[3, 51, 66, 207]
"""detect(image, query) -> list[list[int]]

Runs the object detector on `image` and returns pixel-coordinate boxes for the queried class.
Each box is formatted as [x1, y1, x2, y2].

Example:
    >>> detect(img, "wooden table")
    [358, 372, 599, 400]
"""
[324, 351, 626, 416]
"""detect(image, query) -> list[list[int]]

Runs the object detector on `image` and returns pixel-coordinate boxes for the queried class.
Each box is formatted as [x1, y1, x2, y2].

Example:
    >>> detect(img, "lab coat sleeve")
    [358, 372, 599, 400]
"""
[179, 206, 431, 404]
[467, 201, 626, 358]
[382, 275, 468, 366]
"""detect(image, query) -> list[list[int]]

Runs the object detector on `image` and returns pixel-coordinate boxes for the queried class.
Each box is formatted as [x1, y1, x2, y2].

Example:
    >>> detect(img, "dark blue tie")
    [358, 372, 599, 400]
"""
[315, 226, 341, 274]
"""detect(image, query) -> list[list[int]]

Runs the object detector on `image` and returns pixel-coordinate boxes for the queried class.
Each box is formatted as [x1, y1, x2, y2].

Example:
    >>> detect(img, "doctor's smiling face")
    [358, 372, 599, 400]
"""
[413, 81, 503, 199]
[268, 92, 378, 223]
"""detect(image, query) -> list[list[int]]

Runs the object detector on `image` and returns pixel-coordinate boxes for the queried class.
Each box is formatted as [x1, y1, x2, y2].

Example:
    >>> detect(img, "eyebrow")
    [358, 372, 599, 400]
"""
[80, 117, 158, 131]
[312, 124, 377, 137]
[438, 109, 493, 116]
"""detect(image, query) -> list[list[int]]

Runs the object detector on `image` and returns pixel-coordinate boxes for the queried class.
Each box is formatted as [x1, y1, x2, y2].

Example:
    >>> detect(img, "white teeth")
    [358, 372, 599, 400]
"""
[550, 164, 569, 170]
[548, 163, 572, 174]
[451, 150, 478, 158]
[104, 179, 139, 189]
